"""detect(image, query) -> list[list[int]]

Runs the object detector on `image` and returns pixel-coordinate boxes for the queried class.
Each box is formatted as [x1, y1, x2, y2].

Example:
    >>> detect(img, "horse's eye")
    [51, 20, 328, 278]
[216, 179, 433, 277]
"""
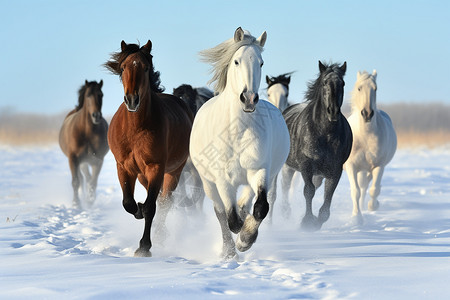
[286, 93, 289, 98]
[120, 66, 125, 72]
[260, 62, 264, 68]
[234, 60, 239, 66]
[358, 87, 361, 91]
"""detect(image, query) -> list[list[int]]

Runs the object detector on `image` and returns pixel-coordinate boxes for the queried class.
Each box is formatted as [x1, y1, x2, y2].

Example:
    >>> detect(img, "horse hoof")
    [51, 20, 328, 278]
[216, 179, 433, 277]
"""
[236, 231, 257, 252]
[222, 249, 238, 261]
[368, 200, 379, 211]
[134, 203, 144, 219]
[351, 214, 364, 226]
[300, 215, 321, 231]
[134, 248, 152, 257]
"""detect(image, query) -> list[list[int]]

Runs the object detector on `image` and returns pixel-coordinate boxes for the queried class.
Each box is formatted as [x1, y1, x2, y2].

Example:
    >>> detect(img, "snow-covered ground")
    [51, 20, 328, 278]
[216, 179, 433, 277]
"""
[1, 145, 449, 299]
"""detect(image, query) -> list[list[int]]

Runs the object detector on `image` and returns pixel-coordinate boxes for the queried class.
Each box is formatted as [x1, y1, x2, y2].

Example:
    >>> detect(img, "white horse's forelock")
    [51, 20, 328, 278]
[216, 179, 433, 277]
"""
[351, 70, 377, 110]
[199, 32, 264, 94]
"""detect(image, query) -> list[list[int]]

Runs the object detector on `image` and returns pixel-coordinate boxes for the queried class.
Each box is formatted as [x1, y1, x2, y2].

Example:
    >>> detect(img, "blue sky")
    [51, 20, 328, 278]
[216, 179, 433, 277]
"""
[1, 0, 449, 116]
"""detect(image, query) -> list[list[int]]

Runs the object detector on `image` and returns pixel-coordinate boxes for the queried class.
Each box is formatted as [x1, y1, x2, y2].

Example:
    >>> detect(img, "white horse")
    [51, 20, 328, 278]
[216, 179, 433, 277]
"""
[190, 27, 290, 259]
[344, 70, 397, 224]
[266, 73, 293, 112]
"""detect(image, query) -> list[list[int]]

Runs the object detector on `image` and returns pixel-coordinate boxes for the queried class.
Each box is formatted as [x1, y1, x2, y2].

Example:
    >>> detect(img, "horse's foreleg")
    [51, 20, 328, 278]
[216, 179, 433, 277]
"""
[135, 170, 164, 257]
[69, 155, 81, 208]
[117, 163, 138, 216]
[368, 166, 384, 211]
[346, 165, 363, 224]
[300, 171, 320, 231]
[281, 165, 295, 219]
[318, 173, 341, 227]
[237, 185, 254, 221]
[216, 183, 241, 234]
[357, 171, 370, 211]
[236, 169, 269, 252]
[204, 180, 236, 259]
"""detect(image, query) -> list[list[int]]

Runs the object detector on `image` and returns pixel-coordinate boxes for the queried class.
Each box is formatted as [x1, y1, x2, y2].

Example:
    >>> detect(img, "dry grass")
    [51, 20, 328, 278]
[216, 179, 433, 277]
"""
[396, 130, 450, 149]
[1, 105, 449, 148]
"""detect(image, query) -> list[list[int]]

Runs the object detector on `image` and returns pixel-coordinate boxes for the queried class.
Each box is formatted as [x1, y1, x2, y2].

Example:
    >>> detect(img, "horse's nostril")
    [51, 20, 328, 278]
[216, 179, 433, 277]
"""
[254, 93, 259, 103]
[240, 92, 246, 103]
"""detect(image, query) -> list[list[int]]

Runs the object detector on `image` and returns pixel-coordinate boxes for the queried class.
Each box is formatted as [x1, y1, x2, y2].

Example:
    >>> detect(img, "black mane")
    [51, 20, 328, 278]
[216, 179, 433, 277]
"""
[267, 72, 293, 89]
[305, 62, 346, 103]
[76, 80, 102, 111]
[104, 42, 164, 93]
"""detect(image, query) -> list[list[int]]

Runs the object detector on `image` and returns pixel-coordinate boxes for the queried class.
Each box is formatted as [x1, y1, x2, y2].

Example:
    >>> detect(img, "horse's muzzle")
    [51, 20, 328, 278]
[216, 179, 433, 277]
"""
[240, 91, 259, 113]
[327, 106, 340, 122]
[91, 112, 102, 124]
[124, 94, 140, 112]
[361, 109, 374, 122]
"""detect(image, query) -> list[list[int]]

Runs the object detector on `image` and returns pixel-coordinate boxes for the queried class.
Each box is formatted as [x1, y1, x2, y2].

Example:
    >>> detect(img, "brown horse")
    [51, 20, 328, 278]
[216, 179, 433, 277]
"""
[105, 40, 193, 257]
[59, 80, 109, 208]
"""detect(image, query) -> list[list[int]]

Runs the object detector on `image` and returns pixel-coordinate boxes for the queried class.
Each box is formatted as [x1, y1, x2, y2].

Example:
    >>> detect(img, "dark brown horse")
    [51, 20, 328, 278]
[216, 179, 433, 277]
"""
[105, 40, 193, 257]
[59, 80, 109, 208]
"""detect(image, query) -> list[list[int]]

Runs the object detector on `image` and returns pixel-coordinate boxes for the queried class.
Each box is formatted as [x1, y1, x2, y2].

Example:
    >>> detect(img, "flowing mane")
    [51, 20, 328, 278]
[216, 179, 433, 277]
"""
[199, 31, 264, 94]
[104, 42, 164, 93]
[305, 62, 346, 103]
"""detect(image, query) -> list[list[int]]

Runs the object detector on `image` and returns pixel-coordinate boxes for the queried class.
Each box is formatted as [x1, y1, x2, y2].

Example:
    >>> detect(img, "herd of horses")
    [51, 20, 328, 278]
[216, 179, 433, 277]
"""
[59, 27, 397, 258]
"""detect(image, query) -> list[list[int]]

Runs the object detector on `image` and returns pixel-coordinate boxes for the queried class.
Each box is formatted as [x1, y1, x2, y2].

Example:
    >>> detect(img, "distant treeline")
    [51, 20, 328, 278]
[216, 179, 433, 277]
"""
[1, 103, 449, 146]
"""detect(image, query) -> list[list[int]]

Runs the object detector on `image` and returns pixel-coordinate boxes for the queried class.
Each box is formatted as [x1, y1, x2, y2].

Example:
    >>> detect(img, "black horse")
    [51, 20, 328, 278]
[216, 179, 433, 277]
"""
[282, 61, 352, 230]
[173, 84, 214, 116]
[173, 84, 214, 211]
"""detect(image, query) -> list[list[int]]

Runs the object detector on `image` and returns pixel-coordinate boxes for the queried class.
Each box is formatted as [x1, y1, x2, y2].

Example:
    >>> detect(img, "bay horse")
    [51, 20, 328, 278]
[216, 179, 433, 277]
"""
[266, 72, 293, 112]
[105, 40, 193, 257]
[344, 70, 397, 225]
[172, 84, 214, 211]
[283, 61, 352, 231]
[190, 27, 290, 259]
[59, 80, 109, 208]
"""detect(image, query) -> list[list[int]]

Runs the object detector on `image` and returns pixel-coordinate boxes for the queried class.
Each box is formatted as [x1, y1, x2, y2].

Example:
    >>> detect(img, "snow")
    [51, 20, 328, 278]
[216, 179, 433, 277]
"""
[1, 145, 450, 299]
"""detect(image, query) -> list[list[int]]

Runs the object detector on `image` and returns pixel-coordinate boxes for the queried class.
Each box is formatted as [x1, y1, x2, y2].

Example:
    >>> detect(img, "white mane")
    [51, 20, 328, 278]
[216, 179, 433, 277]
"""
[199, 31, 264, 94]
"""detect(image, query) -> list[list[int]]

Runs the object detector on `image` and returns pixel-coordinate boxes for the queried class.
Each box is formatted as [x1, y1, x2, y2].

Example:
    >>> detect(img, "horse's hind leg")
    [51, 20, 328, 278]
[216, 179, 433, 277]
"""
[87, 159, 103, 204]
[152, 167, 184, 245]
[68, 155, 82, 208]
[281, 165, 296, 219]
[266, 176, 277, 223]
[368, 166, 384, 211]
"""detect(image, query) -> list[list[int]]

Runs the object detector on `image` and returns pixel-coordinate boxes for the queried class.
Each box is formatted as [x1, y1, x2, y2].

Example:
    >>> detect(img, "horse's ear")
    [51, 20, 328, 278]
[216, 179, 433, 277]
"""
[266, 75, 271, 85]
[372, 69, 377, 79]
[340, 61, 347, 74]
[121, 40, 127, 52]
[234, 27, 245, 42]
[286, 76, 291, 84]
[319, 61, 326, 73]
[257, 31, 267, 47]
[85, 80, 89, 85]
[357, 71, 361, 79]
[99, 80, 103, 88]
[141, 40, 152, 53]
